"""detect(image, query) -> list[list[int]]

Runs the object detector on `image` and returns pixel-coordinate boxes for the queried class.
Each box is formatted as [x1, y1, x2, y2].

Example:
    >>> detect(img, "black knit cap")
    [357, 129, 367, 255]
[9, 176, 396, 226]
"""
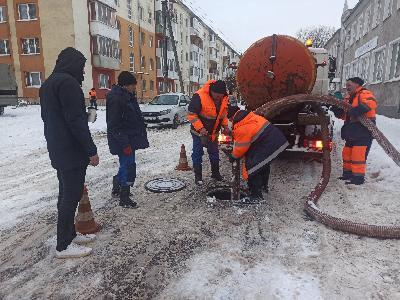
[210, 80, 227, 94]
[347, 77, 365, 86]
[118, 71, 137, 86]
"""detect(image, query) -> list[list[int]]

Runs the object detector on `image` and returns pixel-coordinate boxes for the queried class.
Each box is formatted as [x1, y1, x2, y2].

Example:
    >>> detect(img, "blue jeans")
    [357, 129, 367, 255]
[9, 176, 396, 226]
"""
[118, 151, 136, 186]
[191, 134, 219, 165]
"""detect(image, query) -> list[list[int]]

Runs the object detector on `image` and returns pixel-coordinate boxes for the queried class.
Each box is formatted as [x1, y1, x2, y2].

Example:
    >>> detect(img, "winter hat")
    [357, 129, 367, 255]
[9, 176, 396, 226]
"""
[210, 80, 227, 94]
[118, 71, 137, 86]
[347, 77, 364, 86]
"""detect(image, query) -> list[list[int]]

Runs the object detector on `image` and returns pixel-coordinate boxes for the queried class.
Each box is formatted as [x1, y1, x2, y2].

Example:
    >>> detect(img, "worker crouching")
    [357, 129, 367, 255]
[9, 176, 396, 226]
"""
[228, 108, 289, 204]
[187, 80, 230, 185]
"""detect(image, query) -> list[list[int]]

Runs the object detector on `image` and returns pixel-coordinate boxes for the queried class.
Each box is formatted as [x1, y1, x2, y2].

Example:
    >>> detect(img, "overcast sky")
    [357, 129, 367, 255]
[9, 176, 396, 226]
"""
[182, 0, 359, 53]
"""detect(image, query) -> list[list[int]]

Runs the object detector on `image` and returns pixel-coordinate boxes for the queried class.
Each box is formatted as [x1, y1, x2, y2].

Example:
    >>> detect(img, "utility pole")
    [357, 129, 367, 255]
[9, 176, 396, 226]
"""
[162, 0, 169, 93]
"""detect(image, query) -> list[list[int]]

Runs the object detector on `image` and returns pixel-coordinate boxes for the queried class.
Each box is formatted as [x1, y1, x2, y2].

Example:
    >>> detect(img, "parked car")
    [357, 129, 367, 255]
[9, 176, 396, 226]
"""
[0, 64, 18, 115]
[141, 93, 190, 129]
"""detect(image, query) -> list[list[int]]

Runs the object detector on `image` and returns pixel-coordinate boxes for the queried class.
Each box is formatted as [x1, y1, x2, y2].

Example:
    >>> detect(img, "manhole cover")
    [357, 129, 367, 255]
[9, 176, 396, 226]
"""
[145, 178, 186, 193]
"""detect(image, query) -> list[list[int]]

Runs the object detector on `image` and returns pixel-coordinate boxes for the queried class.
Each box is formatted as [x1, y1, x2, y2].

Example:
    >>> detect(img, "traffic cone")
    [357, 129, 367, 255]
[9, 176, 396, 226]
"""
[75, 185, 101, 234]
[175, 144, 192, 171]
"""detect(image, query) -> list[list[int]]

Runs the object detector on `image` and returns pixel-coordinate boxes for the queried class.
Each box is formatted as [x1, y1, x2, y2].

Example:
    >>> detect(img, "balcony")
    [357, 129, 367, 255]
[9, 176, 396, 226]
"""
[156, 47, 174, 60]
[190, 75, 201, 83]
[97, 0, 117, 9]
[90, 21, 119, 41]
[93, 55, 120, 70]
[209, 52, 218, 63]
[190, 43, 203, 54]
[209, 40, 216, 49]
[156, 24, 164, 35]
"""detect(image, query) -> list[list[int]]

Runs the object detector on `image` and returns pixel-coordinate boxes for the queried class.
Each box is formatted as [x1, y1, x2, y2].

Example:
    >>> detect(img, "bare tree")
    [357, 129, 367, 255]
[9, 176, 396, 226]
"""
[296, 25, 337, 48]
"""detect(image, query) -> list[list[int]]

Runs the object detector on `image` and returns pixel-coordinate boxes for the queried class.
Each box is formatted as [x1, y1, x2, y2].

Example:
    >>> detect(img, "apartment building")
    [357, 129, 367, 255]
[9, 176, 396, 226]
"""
[325, 0, 400, 118]
[0, 0, 239, 101]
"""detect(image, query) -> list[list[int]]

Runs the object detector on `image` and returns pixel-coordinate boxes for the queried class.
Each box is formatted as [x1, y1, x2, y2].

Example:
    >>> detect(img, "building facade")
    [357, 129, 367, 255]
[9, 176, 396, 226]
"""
[0, 0, 239, 101]
[325, 0, 400, 118]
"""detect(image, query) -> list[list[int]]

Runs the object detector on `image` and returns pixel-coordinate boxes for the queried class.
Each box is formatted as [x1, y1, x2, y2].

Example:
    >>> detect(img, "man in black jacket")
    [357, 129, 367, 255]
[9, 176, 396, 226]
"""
[106, 72, 149, 208]
[40, 47, 99, 259]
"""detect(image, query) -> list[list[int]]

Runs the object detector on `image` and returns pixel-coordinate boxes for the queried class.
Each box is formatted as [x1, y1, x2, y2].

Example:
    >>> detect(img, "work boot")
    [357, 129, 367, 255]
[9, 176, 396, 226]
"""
[338, 171, 352, 181]
[193, 164, 203, 185]
[111, 175, 120, 198]
[345, 176, 365, 185]
[119, 186, 137, 208]
[211, 163, 223, 181]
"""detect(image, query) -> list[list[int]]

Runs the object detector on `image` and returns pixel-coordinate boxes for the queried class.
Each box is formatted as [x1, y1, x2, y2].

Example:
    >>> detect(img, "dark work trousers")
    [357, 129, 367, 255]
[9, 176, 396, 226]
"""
[90, 98, 97, 110]
[117, 151, 136, 186]
[248, 164, 270, 197]
[56, 166, 87, 251]
[191, 134, 219, 166]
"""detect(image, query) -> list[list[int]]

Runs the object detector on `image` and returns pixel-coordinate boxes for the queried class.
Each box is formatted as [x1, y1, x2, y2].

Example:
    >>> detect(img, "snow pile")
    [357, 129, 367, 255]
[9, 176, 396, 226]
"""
[160, 246, 321, 299]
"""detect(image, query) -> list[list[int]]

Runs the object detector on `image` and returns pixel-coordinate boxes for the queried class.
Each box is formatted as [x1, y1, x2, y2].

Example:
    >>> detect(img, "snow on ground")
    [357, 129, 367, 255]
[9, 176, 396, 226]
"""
[1, 106, 400, 299]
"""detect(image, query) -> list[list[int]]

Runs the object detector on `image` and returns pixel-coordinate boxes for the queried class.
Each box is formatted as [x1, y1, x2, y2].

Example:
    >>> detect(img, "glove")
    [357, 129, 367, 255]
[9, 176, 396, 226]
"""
[330, 106, 344, 118]
[123, 145, 133, 156]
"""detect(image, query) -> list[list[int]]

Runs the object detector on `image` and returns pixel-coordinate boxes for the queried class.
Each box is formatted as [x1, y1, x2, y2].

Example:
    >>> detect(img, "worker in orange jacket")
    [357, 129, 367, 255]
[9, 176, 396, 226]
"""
[331, 77, 377, 185]
[89, 88, 97, 110]
[187, 80, 229, 185]
[228, 107, 289, 204]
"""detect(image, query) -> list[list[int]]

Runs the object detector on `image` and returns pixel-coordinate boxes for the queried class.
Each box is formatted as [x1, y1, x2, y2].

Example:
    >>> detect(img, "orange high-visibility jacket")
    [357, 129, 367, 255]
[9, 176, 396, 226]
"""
[89, 90, 97, 99]
[187, 80, 229, 141]
[343, 87, 377, 121]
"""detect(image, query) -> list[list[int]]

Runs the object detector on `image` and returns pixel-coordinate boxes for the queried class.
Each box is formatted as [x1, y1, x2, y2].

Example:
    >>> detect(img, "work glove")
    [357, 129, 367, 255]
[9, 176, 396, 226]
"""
[123, 145, 133, 156]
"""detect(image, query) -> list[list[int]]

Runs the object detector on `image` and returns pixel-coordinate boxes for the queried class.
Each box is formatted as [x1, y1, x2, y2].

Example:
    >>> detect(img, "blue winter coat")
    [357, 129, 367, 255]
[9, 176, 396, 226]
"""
[106, 85, 149, 155]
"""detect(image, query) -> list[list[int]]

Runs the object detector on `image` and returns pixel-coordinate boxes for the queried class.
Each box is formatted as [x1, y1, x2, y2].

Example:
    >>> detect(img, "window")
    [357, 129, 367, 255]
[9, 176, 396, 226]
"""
[0, 6, 8, 22]
[21, 38, 40, 55]
[149, 58, 154, 70]
[114, 0, 119, 6]
[140, 32, 145, 46]
[363, 5, 371, 36]
[129, 53, 135, 73]
[128, 26, 133, 47]
[92, 35, 120, 59]
[127, 0, 132, 19]
[156, 56, 161, 69]
[142, 80, 146, 91]
[0, 39, 10, 55]
[372, 0, 383, 28]
[141, 56, 146, 69]
[371, 46, 386, 83]
[387, 39, 400, 80]
[383, 0, 392, 20]
[139, 6, 144, 21]
[350, 22, 357, 45]
[358, 54, 371, 83]
[18, 3, 36, 21]
[25, 72, 41, 87]
[149, 36, 153, 48]
[186, 52, 188, 61]
[150, 80, 154, 91]
[99, 74, 110, 89]
[356, 15, 363, 41]
[342, 64, 351, 88]
[148, 10, 152, 24]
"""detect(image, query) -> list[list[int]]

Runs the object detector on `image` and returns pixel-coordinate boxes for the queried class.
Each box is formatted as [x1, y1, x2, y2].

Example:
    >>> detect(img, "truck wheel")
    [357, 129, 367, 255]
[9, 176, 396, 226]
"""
[172, 114, 179, 129]
[0, 107, 4, 115]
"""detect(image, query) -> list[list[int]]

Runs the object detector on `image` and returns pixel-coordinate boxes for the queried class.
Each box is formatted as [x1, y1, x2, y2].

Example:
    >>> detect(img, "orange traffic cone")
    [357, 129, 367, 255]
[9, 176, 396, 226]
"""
[175, 144, 192, 171]
[75, 185, 101, 234]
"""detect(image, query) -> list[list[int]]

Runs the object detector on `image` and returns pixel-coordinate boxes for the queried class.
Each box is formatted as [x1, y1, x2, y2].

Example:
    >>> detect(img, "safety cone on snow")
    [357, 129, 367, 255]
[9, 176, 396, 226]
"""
[175, 144, 192, 171]
[75, 185, 101, 234]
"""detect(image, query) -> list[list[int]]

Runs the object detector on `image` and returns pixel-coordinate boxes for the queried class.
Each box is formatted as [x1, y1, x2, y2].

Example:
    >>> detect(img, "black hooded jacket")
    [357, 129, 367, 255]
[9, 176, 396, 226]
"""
[40, 47, 97, 170]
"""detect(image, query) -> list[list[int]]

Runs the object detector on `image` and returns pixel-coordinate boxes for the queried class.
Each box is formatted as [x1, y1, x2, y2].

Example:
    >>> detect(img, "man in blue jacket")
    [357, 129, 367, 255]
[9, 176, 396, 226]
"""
[106, 71, 149, 208]
[40, 47, 99, 259]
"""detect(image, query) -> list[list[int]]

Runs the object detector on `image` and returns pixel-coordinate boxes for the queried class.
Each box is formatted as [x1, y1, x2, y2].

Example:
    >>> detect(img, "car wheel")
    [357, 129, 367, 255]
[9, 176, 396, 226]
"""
[172, 114, 179, 129]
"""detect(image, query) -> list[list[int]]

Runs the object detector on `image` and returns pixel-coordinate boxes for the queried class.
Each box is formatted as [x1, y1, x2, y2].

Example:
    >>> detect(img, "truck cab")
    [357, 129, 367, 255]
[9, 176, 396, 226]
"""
[0, 64, 18, 115]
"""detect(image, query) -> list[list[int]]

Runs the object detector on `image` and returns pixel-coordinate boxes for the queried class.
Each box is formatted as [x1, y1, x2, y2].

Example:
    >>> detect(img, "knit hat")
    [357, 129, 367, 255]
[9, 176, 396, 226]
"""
[118, 71, 137, 86]
[210, 80, 227, 94]
[347, 77, 364, 86]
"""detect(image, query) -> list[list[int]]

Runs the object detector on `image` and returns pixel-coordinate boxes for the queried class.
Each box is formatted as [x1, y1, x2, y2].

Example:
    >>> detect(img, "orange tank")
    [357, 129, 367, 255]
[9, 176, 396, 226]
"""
[237, 35, 317, 111]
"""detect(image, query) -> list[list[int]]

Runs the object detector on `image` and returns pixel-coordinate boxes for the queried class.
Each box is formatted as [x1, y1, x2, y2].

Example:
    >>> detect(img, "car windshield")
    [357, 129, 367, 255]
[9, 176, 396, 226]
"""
[149, 95, 179, 105]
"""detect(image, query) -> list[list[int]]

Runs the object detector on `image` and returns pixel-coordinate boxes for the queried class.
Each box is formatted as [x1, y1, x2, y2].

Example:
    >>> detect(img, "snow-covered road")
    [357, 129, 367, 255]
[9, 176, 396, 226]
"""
[1, 106, 400, 299]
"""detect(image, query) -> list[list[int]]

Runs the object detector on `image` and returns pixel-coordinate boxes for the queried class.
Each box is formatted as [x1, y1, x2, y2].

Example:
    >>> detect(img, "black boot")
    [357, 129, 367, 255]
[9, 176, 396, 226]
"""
[111, 175, 120, 198]
[345, 176, 365, 185]
[193, 164, 203, 185]
[211, 162, 223, 181]
[119, 186, 137, 208]
[338, 171, 353, 181]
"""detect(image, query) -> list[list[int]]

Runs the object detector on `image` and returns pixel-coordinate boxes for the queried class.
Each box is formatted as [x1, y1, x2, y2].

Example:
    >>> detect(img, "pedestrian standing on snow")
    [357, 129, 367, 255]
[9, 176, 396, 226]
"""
[227, 107, 289, 204]
[331, 77, 377, 185]
[40, 47, 99, 259]
[89, 87, 97, 110]
[187, 80, 230, 185]
[106, 71, 149, 208]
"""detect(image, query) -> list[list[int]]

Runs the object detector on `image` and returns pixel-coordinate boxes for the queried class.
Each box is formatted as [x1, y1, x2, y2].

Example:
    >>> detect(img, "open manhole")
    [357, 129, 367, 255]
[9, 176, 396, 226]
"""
[145, 178, 186, 193]
[206, 188, 246, 203]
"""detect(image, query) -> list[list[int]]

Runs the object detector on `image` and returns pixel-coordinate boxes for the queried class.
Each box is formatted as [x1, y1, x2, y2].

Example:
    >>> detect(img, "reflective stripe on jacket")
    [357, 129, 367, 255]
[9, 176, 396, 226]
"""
[187, 80, 228, 141]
